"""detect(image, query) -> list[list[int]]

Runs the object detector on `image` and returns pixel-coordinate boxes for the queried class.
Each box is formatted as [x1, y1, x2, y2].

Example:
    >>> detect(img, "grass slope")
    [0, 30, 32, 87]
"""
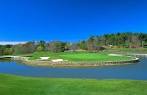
[105, 48, 147, 54]
[0, 74, 147, 95]
[29, 52, 132, 62]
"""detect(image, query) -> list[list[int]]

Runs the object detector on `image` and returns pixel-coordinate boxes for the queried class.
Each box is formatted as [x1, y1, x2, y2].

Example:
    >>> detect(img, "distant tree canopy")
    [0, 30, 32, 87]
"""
[0, 45, 13, 55]
[13, 42, 36, 55]
[93, 32, 147, 48]
[0, 32, 147, 55]
[47, 41, 66, 52]
[36, 41, 46, 51]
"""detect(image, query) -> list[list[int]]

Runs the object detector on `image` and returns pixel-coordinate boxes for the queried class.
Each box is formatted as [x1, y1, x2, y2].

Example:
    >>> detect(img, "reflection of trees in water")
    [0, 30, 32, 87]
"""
[0, 58, 12, 62]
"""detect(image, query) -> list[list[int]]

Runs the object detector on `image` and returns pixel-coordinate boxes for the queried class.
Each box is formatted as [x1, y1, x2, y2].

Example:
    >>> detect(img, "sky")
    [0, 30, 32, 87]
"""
[0, 0, 147, 42]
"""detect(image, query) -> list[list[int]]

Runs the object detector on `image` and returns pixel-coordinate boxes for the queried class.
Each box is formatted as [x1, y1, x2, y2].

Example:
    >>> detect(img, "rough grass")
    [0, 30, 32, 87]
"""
[0, 74, 147, 95]
[29, 51, 133, 62]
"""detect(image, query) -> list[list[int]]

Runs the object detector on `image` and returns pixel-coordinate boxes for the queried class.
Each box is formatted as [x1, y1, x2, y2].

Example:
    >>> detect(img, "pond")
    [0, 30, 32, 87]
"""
[0, 57, 147, 80]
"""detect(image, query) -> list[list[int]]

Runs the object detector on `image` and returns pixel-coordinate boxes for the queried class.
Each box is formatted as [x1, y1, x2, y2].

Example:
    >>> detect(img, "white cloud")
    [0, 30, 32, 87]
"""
[0, 41, 26, 45]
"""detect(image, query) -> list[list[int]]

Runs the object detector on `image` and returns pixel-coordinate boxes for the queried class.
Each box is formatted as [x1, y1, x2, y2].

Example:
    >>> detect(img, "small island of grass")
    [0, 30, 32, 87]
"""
[16, 51, 138, 67]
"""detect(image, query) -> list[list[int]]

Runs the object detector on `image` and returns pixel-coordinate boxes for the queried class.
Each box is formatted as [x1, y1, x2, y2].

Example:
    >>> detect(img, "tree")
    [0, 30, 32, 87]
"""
[78, 41, 87, 50]
[13, 42, 36, 55]
[48, 41, 66, 52]
[69, 43, 79, 51]
[0, 45, 5, 55]
[36, 41, 46, 51]
[87, 36, 95, 51]
[0, 45, 13, 55]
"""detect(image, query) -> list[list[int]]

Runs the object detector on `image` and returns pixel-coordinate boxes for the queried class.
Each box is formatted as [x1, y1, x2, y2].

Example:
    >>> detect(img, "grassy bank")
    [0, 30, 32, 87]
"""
[105, 48, 147, 54]
[0, 74, 147, 95]
[29, 51, 133, 62]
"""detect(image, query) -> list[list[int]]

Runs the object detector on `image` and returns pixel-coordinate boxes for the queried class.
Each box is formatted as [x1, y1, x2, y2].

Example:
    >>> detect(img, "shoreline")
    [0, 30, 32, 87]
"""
[131, 54, 147, 57]
[12, 56, 139, 67]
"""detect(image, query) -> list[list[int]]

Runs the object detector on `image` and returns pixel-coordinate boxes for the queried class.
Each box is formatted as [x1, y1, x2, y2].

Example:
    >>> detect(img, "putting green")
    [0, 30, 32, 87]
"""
[29, 52, 133, 62]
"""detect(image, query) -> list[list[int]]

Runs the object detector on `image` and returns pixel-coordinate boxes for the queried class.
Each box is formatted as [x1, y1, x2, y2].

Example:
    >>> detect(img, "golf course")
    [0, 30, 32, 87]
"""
[0, 0, 147, 94]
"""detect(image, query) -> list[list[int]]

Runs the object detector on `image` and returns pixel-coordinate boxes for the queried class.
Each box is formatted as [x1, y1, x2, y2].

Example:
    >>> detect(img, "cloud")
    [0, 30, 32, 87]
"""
[0, 41, 26, 45]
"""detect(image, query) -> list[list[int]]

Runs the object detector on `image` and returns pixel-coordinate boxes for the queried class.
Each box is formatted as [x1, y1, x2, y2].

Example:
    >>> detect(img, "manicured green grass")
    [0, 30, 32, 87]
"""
[29, 51, 133, 62]
[59, 53, 131, 61]
[0, 74, 147, 95]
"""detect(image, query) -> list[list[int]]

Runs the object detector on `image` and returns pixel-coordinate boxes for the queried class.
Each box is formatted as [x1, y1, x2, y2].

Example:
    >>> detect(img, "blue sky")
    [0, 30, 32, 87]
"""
[0, 0, 147, 42]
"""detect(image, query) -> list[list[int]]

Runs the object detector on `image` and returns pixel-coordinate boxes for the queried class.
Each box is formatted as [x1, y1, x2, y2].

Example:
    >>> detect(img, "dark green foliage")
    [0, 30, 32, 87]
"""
[48, 41, 66, 52]
[75, 32, 147, 51]
[36, 40, 46, 51]
[85, 32, 147, 48]
[0, 45, 13, 55]
[13, 42, 36, 55]
[78, 41, 87, 50]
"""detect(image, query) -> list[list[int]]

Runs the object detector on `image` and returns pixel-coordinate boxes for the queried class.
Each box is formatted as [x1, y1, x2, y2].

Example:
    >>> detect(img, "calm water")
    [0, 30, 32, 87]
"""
[0, 58, 147, 80]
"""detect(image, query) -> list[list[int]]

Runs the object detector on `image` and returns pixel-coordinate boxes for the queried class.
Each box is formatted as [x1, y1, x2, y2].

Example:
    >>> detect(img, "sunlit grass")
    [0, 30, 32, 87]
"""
[29, 51, 133, 62]
[0, 74, 147, 95]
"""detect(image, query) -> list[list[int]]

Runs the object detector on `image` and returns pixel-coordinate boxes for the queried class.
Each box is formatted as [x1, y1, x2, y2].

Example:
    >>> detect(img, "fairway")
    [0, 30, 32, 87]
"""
[29, 52, 133, 62]
[0, 74, 147, 95]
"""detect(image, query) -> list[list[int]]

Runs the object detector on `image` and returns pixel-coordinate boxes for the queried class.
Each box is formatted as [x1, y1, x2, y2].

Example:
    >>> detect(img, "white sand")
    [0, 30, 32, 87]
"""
[51, 59, 64, 62]
[40, 57, 50, 60]
[108, 54, 123, 56]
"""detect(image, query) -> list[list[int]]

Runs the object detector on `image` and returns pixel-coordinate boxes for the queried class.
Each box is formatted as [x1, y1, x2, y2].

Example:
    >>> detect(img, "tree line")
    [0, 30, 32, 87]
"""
[0, 32, 147, 55]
